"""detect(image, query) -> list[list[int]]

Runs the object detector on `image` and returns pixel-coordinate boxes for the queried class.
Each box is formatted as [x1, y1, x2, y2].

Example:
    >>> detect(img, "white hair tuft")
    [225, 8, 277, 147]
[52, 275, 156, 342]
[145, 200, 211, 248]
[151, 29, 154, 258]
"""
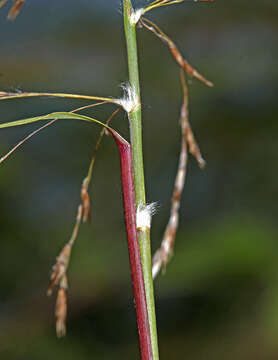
[117, 83, 140, 113]
[130, 8, 144, 25]
[136, 202, 158, 231]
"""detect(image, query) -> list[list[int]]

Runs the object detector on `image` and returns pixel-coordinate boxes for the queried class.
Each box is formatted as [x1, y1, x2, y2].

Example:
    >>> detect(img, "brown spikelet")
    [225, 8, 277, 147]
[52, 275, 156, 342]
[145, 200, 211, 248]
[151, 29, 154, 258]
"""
[179, 70, 206, 168]
[0, 0, 9, 9]
[81, 177, 91, 223]
[186, 121, 206, 168]
[47, 205, 83, 337]
[47, 243, 72, 297]
[55, 275, 68, 338]
[5, 0, 25, 20]
[69, 205, 83, 247]
[182, 60, 213, 88]
[47, 205, 83, 297]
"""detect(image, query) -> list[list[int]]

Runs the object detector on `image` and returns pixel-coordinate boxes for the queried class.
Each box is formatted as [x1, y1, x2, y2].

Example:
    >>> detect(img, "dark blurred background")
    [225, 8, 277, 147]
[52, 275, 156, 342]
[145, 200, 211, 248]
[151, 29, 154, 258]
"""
[0, 0, 278, 359]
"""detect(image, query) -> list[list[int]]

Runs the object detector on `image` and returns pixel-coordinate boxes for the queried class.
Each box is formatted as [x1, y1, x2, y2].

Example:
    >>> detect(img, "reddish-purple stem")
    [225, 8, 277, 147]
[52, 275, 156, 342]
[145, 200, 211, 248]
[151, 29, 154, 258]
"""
[111, 129, 153, 360]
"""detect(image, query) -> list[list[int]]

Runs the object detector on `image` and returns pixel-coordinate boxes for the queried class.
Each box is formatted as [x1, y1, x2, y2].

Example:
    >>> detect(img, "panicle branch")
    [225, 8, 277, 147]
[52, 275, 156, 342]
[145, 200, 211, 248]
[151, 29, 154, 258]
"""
[0, 88, 142, 115]
[0, 91, 118, 104]
[179, 70, 206, 168]
[47, 107, 121, 337]
[47, 204, 83, 297]
[152, 69, 205, 279]
[140, 17, 213, 87]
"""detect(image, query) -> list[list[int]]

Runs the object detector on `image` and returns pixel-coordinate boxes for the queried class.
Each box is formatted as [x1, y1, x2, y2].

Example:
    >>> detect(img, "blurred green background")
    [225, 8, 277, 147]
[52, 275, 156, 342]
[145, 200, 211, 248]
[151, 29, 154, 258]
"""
[0, 0, 278, 359]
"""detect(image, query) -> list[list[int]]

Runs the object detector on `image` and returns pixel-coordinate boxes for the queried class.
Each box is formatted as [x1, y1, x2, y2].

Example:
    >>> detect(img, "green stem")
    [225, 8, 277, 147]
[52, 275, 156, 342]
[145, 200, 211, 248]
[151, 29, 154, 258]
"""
[123, 1, 159, 359]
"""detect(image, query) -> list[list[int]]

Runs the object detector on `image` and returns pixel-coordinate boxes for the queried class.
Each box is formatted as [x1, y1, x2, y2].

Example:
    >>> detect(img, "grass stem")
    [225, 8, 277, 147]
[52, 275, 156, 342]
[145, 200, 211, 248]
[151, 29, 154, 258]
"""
[123, 1, 159, 359]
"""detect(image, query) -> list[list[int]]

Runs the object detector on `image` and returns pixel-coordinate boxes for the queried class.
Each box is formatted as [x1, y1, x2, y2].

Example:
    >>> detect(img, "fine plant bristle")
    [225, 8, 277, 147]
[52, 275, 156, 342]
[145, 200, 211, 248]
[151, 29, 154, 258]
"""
[118, 83, 141, 113]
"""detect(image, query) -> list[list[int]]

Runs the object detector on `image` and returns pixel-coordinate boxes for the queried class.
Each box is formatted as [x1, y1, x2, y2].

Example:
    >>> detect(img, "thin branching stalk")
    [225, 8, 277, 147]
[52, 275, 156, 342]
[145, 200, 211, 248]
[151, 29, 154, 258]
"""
[46, 108, 121, 335]
[142, 0, 184, 15]
[137, 17, 211, 278]
[0, 91, 119, 104]
[140, 17, 213, 87]
[123, 1, 159, 359]
[152, 70, 205, 278]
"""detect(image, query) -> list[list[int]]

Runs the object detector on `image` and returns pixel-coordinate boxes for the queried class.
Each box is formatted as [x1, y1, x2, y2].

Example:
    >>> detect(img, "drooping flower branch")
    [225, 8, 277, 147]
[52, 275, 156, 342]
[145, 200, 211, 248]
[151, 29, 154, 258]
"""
[46, 107, 121, 336]
[139, 17, 213, 88]
[152, 70, 206, 278]
[129, 10, 211, 280]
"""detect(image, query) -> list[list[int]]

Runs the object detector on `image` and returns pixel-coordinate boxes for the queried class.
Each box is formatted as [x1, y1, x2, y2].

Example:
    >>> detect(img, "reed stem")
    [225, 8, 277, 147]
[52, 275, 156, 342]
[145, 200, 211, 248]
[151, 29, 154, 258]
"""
[123, 1, 159, 359]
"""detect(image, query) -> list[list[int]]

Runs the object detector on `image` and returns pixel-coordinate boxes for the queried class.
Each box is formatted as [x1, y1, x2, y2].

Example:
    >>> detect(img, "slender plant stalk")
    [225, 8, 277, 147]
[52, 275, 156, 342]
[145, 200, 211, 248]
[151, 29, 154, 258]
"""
[0, 91, 116, 103]
[123, 1, 159, 359]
